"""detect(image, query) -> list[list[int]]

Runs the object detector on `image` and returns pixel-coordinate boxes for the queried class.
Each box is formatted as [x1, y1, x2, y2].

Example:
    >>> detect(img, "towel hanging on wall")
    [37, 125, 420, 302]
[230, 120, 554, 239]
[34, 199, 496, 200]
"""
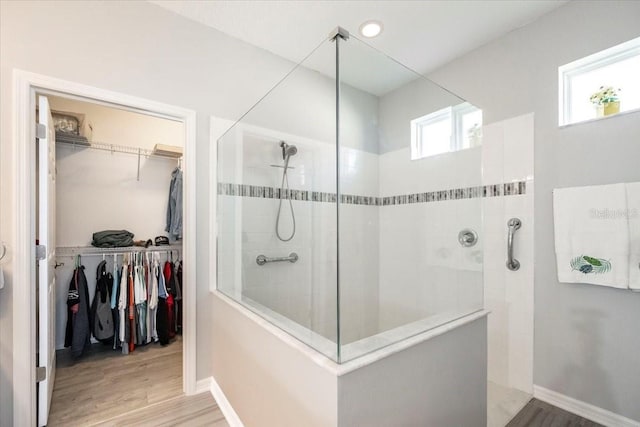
[626, 182, 640, 291]
[553, 183, 629, 289]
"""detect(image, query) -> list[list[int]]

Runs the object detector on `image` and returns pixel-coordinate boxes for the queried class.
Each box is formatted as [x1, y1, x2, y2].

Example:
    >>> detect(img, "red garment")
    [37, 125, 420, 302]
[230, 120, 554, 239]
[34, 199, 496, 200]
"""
[163, 261, 176, 338]
[167, 294, 175, 339]
[163, 261, 172, 291]
[128, 266, 135, 353]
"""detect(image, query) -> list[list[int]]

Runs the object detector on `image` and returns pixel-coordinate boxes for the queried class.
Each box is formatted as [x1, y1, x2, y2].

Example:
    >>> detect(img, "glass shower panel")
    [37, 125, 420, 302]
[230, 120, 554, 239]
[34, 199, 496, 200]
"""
[217, 39, 340, 360]
[338, 36, 484, 362]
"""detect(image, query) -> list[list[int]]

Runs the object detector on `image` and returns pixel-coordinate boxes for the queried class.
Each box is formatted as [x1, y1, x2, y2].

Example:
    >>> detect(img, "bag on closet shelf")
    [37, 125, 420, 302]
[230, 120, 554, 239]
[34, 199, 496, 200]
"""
[91, 230, 134, 248]
[91, 261, 115, 343]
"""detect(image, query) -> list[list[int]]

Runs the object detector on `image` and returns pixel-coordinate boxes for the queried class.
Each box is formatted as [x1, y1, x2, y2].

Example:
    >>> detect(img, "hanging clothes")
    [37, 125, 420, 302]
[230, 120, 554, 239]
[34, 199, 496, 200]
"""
[64, 263, 91, 358]
[148, 253, 160, 343]
[175, 260, 183, 335]
[157, 258, 171, 345]
[111, 255, 120, 350]
[91, 260, 114, 343]
[144, 253, 152, 344]
[165, 166, 183, 240]
[118, 260, 129, 355]
[164, 260, 176, 339]
[128, 263, 136, 353]
[150, 253, 160, 342]
[134, 254, 147, 345]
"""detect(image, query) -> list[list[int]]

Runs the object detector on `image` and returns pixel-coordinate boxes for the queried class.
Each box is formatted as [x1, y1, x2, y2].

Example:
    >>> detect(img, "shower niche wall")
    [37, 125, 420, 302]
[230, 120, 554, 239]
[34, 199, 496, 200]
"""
[217, 28, 484, 363]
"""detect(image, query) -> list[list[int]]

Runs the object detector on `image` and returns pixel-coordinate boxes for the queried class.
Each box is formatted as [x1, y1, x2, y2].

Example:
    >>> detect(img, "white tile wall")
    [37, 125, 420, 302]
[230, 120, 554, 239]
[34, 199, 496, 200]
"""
[377, 144, 484, 336]
[218, 127, 380, 346]
[379, 146, 482, 196]
[482, 113, 535, 395]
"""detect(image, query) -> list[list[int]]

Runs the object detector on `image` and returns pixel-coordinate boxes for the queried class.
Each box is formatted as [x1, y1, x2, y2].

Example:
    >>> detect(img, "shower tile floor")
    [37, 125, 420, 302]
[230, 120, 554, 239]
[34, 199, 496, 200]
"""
[488, 381, 532, 427]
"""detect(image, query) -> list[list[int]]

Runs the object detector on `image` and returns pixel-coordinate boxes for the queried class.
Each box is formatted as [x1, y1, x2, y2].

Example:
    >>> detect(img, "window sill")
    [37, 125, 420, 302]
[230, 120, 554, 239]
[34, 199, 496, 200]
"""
[559, 107, 640, 129]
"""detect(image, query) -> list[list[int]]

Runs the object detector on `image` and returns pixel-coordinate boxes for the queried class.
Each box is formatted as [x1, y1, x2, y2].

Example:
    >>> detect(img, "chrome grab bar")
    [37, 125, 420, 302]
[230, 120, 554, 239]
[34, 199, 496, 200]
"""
[506, 218, 522, 271]
[256, 252, 299, 266]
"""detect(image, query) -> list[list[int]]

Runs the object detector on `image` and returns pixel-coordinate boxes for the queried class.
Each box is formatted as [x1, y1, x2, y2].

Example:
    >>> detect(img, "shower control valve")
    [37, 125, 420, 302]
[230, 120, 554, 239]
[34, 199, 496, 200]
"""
[458, 229, 478, 247]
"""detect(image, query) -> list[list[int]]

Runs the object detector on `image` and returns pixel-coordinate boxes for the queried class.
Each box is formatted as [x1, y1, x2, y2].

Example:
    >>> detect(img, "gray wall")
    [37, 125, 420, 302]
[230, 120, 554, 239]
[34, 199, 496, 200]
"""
[338, 316, 487, 427]
[429, 0, 640, 420]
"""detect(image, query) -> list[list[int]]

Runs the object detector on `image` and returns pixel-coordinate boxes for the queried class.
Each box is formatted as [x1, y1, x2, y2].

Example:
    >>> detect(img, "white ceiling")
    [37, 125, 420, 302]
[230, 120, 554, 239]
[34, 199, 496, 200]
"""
[150, 0, 568, 95]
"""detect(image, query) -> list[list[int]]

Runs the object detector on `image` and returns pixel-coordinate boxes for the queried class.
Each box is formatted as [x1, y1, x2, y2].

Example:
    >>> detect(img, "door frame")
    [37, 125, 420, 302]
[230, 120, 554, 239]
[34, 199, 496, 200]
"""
[12, 69, 198, 426]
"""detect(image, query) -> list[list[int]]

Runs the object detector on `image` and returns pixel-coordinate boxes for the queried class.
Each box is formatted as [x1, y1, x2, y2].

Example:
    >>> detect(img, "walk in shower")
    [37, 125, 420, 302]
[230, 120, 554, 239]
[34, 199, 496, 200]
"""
[217, 27, 484, 363]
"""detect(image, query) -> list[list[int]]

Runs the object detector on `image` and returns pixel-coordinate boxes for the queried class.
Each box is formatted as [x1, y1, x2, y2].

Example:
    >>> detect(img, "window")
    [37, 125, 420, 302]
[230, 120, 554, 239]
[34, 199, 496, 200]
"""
[411, 102, 482, 160]
[559, 36, 640, 126]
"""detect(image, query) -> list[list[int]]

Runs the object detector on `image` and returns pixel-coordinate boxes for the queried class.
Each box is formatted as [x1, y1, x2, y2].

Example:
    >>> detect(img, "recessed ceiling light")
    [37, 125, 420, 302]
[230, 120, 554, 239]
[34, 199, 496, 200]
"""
[359, 20, 383, 38]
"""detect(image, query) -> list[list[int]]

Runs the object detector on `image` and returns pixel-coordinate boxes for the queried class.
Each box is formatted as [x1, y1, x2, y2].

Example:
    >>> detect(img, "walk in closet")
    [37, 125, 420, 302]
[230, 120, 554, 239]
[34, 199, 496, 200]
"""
[36, 94, 186, 426]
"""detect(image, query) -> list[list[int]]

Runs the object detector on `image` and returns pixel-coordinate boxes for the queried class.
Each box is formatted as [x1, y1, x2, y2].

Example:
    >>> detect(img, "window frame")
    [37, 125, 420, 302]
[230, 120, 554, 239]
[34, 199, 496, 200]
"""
[559, 36, 640, 126]
[410, 102, 481, 160]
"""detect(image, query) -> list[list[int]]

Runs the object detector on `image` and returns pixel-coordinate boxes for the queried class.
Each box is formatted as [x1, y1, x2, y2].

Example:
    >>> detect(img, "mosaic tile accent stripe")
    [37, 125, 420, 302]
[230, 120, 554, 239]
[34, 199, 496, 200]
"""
[218, 181, 526, 206]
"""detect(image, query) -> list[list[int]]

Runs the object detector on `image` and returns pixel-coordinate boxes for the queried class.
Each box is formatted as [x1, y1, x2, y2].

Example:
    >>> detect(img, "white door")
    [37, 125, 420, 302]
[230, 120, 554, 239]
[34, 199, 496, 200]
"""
[37, 95, 56, 427]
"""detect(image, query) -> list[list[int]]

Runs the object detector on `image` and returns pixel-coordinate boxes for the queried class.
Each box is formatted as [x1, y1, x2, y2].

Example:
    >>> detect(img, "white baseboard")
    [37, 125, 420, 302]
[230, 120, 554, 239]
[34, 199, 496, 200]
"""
[196, 376, 244, 427]
[195, 377, 212, 394]
[533, 385, 640, 427]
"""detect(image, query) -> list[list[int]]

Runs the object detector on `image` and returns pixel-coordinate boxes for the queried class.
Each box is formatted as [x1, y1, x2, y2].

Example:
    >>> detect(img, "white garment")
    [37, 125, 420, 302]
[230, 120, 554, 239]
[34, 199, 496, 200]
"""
[134, 264, 147, 303]
[149, 253, 161, 341]
[626, 182, 640, 291]
[150, 254, 159, 309]
[553, 184, 629, 288]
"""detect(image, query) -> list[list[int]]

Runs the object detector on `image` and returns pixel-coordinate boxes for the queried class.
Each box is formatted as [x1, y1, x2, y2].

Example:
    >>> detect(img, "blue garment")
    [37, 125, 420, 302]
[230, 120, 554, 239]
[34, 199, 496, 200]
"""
[165, 167, 183, 240]
[110, 266, 119, 309]
[158, 268, 168, 298]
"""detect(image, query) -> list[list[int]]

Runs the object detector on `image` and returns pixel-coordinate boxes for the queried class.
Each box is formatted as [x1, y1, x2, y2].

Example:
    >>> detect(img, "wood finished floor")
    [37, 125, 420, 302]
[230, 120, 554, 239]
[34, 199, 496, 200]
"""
[507, 399, 604, 427]
[48, 338, 601, 427]
[47, 336, 228, 426]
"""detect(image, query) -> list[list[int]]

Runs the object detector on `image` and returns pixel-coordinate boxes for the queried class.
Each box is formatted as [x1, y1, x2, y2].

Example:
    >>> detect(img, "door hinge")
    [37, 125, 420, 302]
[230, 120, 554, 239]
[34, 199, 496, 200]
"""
[36, 123, 47, 139]
[36, 244, 46, 261]
[36, 366, 46, 382]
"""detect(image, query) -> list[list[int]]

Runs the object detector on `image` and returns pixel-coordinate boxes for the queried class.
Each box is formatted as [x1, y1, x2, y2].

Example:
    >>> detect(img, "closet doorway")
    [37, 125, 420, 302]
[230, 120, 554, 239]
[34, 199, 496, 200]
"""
[12, 71, 197, 427]
[36, 93, 187, 426]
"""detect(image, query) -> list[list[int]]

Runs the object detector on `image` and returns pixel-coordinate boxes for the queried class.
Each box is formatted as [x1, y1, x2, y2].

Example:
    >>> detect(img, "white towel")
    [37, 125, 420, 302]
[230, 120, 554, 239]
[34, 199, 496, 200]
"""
[553, 184, 629, 289]
[626, 182, 640, 291]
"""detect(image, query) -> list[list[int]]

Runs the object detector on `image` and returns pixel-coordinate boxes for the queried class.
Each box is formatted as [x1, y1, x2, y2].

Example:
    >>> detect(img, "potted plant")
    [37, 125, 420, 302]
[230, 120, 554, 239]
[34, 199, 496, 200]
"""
[589, 86, 621, 117]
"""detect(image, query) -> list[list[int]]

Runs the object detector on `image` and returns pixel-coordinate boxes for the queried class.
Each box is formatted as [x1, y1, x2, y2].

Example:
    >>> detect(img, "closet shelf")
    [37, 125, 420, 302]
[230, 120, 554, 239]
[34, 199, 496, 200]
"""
[56, 139, 183, 160]
[56, 244, 182, 257]
[153, 143, 183, 158]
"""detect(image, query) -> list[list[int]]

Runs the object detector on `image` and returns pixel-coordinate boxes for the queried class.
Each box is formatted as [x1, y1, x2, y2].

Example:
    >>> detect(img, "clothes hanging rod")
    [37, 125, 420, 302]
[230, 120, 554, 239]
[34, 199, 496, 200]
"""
[56, 244, 182, 257]
[56, 139, 182, 160]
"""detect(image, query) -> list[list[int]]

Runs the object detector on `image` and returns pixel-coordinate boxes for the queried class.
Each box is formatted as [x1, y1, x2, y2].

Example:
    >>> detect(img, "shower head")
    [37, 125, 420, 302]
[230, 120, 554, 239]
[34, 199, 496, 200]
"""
[280, 141, 298, 160]
[285, 145, 297, 157]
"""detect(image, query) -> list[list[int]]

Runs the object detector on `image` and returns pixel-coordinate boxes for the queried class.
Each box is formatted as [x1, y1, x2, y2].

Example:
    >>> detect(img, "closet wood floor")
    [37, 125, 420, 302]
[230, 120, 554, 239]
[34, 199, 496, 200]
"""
[47, 337, 228, 426]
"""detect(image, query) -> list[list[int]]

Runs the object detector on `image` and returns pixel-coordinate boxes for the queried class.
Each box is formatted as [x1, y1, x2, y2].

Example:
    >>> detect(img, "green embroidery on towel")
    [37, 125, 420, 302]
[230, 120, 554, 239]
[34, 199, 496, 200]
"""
[570, 255, 611, 274]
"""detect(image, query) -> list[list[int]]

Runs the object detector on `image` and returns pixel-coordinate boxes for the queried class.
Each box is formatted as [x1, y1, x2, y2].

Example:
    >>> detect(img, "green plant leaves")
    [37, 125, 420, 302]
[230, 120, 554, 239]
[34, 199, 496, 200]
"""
[570, 255, 611, 274]
[583, 256, 602, 266]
